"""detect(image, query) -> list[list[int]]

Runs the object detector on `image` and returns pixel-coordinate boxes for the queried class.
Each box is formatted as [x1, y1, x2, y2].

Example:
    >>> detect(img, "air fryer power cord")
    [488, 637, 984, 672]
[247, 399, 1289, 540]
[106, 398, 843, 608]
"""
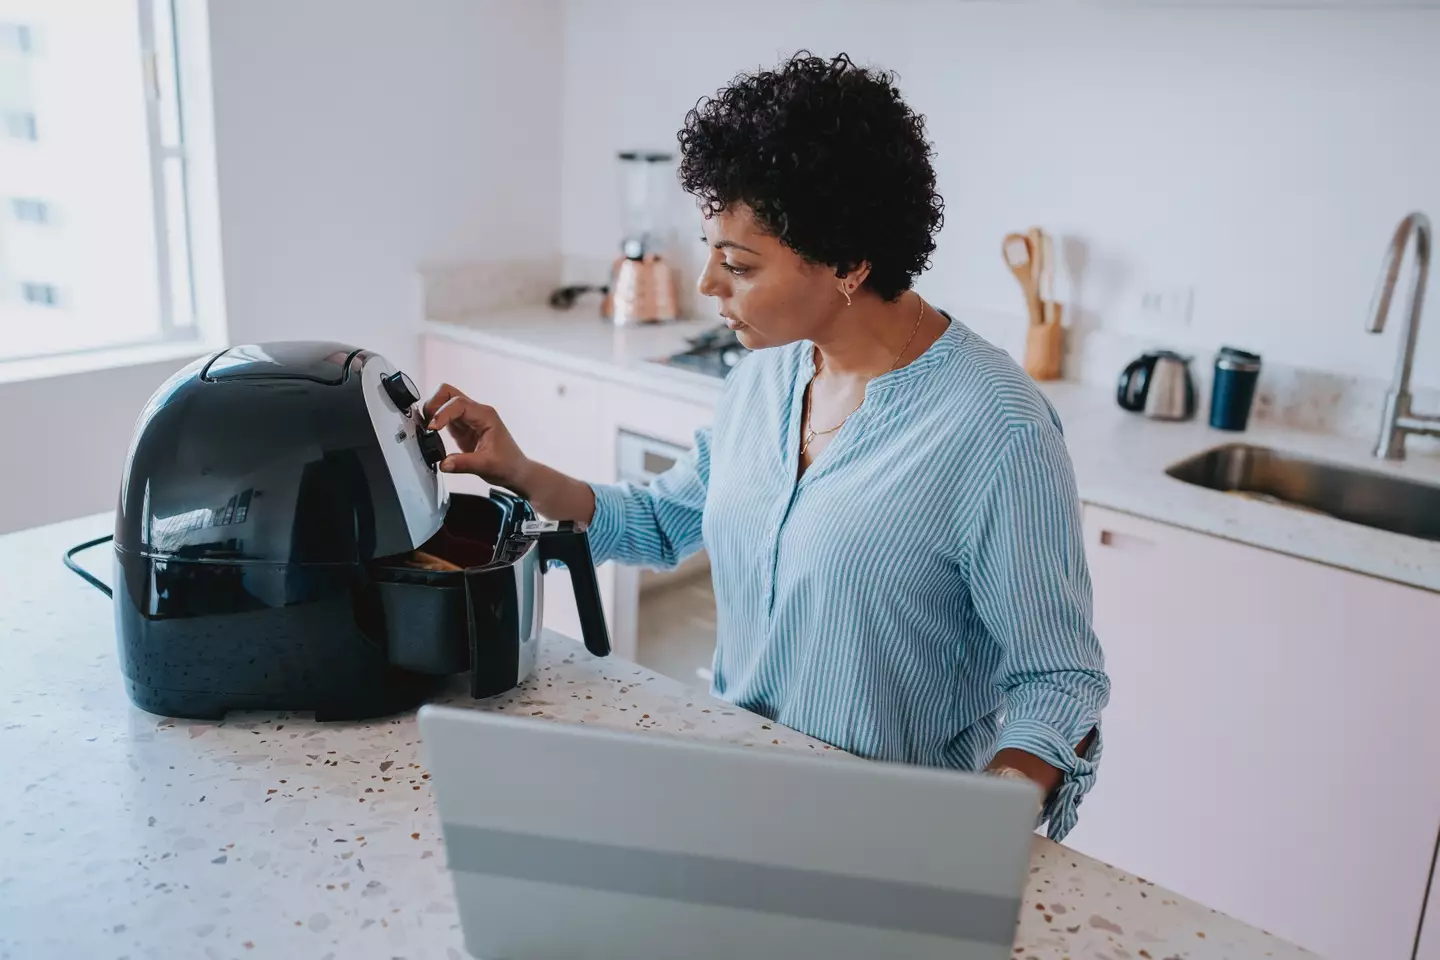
[64, 534, 114, 599]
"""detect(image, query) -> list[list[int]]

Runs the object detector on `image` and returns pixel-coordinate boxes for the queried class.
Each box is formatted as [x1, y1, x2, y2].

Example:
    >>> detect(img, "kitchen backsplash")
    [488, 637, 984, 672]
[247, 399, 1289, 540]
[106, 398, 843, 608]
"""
[416, 257, 562, 324]
[971, 305, 1439, 446]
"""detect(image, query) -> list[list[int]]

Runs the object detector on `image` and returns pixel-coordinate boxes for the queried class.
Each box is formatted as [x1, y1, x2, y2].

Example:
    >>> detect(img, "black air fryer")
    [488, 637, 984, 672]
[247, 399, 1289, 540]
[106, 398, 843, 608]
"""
[65, 341, 609, 721]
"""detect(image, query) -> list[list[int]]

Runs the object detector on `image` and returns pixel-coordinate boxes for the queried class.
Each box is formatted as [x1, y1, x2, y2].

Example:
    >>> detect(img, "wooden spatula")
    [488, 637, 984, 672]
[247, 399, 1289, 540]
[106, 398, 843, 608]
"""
[1036, 229, 1054, 306]
[1003, 232, 1043, 326]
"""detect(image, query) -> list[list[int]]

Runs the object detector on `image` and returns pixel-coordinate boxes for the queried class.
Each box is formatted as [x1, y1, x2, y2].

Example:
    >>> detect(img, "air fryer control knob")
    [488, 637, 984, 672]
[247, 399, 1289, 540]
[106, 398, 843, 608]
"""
[416, 427, 447, 468]
[383, 371, 421, 411]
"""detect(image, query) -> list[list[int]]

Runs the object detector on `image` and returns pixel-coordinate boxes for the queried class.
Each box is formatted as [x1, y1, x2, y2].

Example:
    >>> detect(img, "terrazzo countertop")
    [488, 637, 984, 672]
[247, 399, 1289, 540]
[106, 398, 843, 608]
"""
[424, 308, 1440, 592]
[1, 515, 1313, 960]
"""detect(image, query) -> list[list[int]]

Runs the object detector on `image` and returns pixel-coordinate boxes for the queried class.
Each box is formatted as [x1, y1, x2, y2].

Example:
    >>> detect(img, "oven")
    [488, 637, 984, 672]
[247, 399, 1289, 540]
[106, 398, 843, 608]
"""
[612, 429, 717, 685]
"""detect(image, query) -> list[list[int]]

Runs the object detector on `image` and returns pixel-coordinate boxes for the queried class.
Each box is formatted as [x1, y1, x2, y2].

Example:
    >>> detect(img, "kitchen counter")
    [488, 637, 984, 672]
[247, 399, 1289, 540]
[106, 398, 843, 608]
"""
[0, 515, 1314, 960]
[423, 307, 726, 408]
[425, 308, 1440, 593]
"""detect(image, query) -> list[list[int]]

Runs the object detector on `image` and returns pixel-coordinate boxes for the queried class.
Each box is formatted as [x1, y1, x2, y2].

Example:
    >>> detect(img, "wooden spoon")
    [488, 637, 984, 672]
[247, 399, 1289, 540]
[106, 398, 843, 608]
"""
[1003, 232, 1043, 326]
[1027, 226, 1045, 285]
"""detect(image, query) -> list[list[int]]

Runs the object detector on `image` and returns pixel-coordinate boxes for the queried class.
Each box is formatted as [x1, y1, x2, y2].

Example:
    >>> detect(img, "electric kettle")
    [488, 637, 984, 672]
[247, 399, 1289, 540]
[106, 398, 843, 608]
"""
[608, 238, 679, 324]
[1117, 351, 1196, 420]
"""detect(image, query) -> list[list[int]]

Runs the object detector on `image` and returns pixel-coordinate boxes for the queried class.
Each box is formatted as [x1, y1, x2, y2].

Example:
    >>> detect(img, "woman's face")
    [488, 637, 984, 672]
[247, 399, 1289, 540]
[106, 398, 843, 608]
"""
[696, 205, 847, 350]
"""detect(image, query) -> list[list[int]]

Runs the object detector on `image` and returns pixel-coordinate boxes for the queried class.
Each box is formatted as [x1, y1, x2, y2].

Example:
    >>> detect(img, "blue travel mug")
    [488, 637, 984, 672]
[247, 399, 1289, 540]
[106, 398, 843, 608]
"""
[1209, 347, 1262, 431]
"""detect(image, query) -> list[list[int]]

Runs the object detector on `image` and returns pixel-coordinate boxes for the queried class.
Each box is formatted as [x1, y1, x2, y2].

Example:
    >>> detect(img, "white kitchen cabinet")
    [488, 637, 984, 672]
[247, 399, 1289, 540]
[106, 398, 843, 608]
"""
[1066, 505, 1440, 960]
[421, 336, 611, 647]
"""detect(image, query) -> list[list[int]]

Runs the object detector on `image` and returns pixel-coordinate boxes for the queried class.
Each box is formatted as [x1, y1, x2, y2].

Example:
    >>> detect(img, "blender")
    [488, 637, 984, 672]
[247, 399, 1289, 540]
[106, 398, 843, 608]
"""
[605, 151, 679, 324]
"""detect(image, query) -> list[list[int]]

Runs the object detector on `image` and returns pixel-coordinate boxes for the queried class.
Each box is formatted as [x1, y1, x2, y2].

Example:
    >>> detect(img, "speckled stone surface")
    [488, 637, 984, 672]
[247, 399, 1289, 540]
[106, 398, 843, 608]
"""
[1, 516, 1314, 960]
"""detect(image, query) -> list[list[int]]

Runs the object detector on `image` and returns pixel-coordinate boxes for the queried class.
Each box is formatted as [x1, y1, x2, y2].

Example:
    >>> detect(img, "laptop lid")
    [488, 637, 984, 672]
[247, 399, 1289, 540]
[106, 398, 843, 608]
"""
[419, 705, 1038, 960]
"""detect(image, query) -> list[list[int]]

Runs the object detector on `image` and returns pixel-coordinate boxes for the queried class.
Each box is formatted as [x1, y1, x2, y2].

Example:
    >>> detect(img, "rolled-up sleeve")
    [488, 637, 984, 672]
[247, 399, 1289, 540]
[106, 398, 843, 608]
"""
[585, 425, 712, 570]
[967, 421, 1110, 841]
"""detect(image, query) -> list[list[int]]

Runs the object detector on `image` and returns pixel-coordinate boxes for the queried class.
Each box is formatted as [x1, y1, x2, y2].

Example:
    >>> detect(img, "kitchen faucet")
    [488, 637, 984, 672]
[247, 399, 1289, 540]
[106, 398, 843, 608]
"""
[1365, 211, 1437, 460]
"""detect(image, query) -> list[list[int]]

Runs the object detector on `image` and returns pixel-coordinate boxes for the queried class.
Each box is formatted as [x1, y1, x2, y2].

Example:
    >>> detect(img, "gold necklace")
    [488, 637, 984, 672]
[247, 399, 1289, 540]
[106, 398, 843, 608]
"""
[801, 293, 926, 458]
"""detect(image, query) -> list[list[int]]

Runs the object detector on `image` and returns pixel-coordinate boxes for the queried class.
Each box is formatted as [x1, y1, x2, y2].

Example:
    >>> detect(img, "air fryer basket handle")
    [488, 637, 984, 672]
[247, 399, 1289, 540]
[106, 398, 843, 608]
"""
[533, 523, 611, 658]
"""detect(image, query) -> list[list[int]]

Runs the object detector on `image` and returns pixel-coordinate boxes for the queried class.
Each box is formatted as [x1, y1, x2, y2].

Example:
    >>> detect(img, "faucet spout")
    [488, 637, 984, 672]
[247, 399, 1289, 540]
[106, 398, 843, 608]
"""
[1367, 211, 1435, 460]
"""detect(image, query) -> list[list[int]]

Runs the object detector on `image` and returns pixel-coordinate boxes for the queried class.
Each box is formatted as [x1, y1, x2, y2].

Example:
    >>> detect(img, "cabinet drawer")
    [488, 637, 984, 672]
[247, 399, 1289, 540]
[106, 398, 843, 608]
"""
[605, 383, 714, 449]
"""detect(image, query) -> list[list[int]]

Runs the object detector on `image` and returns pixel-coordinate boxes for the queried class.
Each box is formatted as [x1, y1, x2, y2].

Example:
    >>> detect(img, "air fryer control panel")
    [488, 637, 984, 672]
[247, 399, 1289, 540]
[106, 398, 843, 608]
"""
[356, 353, 449, 550]
[378, 371, 446, 466]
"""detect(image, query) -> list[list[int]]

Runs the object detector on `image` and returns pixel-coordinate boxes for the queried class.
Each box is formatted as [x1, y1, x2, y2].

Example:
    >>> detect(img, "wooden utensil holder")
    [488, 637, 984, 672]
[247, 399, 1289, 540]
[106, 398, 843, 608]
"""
[1023, 301, 1064, 381]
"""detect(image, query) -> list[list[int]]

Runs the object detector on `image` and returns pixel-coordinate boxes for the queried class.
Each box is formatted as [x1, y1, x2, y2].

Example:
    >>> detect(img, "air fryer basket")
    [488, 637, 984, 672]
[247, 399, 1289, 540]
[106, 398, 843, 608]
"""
[367, 492, 610, 696]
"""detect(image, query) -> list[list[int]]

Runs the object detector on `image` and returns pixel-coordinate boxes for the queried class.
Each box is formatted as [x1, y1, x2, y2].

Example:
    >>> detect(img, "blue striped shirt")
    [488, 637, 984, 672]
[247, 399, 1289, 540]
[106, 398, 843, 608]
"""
[586, 314, 1109, 840]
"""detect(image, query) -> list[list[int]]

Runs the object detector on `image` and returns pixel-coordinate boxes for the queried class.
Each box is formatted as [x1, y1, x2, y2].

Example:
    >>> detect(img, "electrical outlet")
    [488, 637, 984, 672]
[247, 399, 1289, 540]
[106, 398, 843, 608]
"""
[1136, 283, 1194, 329]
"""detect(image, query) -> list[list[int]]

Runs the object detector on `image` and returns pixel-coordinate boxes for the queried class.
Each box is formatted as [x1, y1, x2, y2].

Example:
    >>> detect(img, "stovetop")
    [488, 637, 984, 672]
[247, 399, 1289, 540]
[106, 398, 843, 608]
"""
[656, 325, 749, 379]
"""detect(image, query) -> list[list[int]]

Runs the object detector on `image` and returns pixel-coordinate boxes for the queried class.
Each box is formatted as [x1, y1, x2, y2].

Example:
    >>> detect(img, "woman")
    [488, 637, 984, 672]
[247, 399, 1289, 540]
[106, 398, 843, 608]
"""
[424, 52, 1109, 840]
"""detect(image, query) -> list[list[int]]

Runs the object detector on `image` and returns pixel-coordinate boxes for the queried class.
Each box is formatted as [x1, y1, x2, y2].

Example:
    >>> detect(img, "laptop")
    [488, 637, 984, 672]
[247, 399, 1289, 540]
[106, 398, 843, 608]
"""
[418, 706, 1039, 960]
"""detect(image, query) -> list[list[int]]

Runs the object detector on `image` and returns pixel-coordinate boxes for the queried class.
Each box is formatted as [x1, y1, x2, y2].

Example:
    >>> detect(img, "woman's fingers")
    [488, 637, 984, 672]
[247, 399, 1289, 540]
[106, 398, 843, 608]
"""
[439, 449, 496, 475]
[439, 452, 473, 474]
[425, 395, 466, 432]
[421, 383, 469, 424]
[420, 387, 517, 482]
[427, 395, 494, 434]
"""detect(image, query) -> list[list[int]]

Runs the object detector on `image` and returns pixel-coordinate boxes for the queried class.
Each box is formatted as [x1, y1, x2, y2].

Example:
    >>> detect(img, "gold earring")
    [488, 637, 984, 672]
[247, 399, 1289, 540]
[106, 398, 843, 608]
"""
[841, 286, 853, 307]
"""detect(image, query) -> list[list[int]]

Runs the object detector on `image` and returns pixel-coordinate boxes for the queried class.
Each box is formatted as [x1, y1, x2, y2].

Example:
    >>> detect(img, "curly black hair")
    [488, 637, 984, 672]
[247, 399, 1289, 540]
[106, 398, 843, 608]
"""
[677, 51, 944, 302]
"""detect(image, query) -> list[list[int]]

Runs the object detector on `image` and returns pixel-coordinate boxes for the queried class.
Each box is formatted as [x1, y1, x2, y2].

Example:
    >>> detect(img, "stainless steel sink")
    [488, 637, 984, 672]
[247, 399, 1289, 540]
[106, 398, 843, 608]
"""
[1165, 444, 1440, 542]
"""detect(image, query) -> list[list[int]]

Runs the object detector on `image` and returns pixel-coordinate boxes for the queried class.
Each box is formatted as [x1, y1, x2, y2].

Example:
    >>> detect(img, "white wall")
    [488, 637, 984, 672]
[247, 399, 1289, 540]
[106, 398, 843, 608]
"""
[12, 0, 1438, 534]
[558, 0, 1440, 390]
[1, 0, 564, 534]
[207, 0, 563, 372]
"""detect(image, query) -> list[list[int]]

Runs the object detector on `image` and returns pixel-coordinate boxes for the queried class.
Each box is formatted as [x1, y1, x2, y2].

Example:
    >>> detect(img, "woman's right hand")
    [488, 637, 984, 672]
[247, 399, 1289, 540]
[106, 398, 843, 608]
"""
[422, 384, 531, 491]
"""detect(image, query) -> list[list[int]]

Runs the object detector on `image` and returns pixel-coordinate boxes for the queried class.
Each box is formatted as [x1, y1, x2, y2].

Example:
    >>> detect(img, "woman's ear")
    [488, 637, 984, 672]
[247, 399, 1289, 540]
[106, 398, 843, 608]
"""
[834, 261, 873, 301]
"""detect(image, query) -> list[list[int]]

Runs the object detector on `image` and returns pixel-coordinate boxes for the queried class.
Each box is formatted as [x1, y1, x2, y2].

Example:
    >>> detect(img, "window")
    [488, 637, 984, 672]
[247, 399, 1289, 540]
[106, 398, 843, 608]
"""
[0, 0, 225, 377]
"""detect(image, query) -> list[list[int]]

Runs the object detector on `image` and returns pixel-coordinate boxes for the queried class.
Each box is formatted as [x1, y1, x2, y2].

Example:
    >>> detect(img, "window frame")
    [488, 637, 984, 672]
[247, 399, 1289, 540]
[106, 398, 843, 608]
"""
[139, 0, 186, 341]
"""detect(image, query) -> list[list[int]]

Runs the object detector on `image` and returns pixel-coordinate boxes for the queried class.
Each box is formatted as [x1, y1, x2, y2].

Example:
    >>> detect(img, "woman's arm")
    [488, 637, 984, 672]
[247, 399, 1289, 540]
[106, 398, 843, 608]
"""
[505, 459, 599, 525]
[422, 382, 711, 569]
[583, 427, 712, 569]
[424, 384, 595, 522]
[987, 731, 1098, 800]
[967, 420, 1111, 841]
